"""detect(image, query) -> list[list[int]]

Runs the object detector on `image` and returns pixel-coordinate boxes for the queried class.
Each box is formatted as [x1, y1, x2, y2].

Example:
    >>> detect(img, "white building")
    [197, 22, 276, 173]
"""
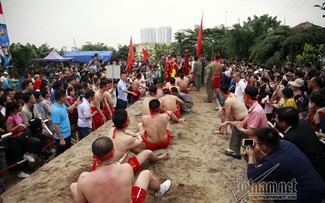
[157, 26, 172, 44]
[141, 28, 156, 43]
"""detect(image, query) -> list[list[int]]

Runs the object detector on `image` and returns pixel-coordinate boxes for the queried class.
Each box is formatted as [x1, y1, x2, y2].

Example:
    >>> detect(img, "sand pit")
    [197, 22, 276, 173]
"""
[2, 89, 246, 203]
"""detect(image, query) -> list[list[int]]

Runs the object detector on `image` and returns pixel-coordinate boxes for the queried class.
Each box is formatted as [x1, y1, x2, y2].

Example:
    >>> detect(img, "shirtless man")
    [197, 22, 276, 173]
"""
[177, 73, 190, 94]
[102, 79, 115, 120]
[160, 88, 185, 120]
[156, 83, 164, 99]
[107, 109, 168, 172]
[212, 56, 222, 106]
[165, 77, 180, 93]
[70, 137, 171, 203]
[141, 85, 158, 116]
[138, 99, 173, 150]
[216, 84, 248, 136]
[90, 79, 109, 130]
[132, 73, 147, 103]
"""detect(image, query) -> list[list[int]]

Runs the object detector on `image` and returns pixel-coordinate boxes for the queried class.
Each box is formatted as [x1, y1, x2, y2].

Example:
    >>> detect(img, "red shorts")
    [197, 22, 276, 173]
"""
[142, 130, 173, 150]
[132, 88, 141, 102]
[127, 156, 140, 172]
[131, 186, 147, 203]
[173, 107, 181, 119]
[213, 73, 221, 89]
[181, 89, 189, 94]
[91, 106, 104, 130]
[102, 106, 110, 121]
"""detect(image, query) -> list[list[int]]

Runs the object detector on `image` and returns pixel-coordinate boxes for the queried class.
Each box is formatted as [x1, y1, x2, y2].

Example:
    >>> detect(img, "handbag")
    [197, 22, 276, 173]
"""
[16, 128, 32, 145]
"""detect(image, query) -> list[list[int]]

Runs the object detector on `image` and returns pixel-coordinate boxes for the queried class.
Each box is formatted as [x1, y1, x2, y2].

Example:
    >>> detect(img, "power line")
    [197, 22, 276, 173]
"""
[285, 0, 309, 17]
[276, 0, 295, 17]
[285, 0, 308, 16]
[281, 0, 302, 17]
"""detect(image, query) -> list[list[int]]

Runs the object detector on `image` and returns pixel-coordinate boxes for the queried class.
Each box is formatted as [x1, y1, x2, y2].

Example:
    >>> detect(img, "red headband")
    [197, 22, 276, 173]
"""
[91, 146, 114, 171]
[112, 118, 129, 130]
[150, 107, 160, 118]
[149, 91, 157, 96]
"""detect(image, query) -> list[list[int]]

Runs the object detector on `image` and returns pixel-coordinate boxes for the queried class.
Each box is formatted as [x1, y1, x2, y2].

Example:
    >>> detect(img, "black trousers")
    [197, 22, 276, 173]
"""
[116, 99, 127, 110]
[55, 136, 71, 157]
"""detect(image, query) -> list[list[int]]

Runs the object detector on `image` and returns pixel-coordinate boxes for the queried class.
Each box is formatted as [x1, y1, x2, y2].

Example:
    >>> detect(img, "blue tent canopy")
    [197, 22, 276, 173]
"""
[62, 51, 113, 63]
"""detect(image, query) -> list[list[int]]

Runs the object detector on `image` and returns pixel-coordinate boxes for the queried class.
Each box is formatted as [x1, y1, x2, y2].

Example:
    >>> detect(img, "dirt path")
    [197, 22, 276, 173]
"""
[2, 89, 246, 203]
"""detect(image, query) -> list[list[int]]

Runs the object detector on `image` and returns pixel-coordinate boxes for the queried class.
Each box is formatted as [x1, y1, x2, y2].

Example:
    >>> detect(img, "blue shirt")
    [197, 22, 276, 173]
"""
[247, 140, 325, 203]
[51, 102, 71, 139]
[117, 80, 127, 101]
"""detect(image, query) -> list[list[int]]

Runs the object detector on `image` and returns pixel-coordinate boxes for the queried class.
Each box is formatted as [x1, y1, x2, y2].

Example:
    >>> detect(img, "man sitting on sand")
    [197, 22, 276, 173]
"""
[177, 73, 190, 94]
[170, 87, 192, 113]
[160, 88, 185, 120]
[70, 137, 171, 203]
[165, 77, 180, 92]
[108, 109, 169, 171]
[142, 86, 184, 123]
[138, 99, 173, 150]
[216, 84, 248, 136]
[141, 85, 158, 116]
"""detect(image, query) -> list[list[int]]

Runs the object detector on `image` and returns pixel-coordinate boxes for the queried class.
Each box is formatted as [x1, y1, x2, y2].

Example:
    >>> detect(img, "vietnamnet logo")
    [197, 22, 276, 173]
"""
[225, 163, 297, 201]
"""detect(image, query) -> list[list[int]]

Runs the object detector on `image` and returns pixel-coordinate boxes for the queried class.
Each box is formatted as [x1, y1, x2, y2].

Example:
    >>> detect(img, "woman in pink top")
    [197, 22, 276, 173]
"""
[5, 101, 41, 178]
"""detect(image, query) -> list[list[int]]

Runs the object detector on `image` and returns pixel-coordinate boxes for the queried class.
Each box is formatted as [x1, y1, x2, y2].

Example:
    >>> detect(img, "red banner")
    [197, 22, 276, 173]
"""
[126, 36, 134, 73]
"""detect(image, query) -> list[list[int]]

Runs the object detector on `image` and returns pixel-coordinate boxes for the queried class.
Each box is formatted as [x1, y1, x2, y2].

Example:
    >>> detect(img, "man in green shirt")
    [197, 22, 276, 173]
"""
[193, 56, 202, 91]
[204, 56, 214, 102]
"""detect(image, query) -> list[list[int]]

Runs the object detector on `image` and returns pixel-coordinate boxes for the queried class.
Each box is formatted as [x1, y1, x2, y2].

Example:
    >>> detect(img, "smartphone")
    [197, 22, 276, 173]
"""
[79, 96, 83, 101]
[242, 139, 255, 146]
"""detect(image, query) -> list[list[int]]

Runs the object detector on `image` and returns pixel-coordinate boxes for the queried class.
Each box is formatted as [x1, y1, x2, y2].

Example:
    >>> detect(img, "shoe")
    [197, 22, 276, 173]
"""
[155, 179, 171, 197]
[17, 171, 30, 178]
[23, 152, 35, 163]
[203, 99, 212, 103]
[225, 149, 241, 159]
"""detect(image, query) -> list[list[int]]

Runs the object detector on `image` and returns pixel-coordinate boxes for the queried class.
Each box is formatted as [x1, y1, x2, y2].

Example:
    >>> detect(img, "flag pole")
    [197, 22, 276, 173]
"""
[0, 2, 5, 24]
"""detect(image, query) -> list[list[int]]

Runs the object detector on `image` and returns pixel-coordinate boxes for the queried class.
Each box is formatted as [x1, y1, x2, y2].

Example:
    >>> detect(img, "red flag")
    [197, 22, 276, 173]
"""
[196, 15, 203, 57]
[142, 48, 149, 63]
[0, 2, 3, 15]
[126, 36, 134, 73]
[217, 51, 220, 57]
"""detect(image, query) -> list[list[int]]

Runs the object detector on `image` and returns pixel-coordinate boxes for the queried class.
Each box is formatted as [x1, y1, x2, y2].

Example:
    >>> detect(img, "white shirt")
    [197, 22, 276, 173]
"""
[235, 79, 247, 104]
[190, 61, 195, 73]
[109, 88, 117, 108]
[77, 98, 92, 128]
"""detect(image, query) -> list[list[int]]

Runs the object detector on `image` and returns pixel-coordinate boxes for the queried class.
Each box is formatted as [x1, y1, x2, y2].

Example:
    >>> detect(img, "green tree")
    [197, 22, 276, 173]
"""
[282, 26, 325, 62]
[152, 43, 170, 61]
[116, 44, 136, 62]
[296, 44, 318, 67]
[36, 43, 54, 58]
[250, 26, 291, 66]
[81, 42, 109, 51]
[10, 43, 38, 74]
[227, 14, 281, 59]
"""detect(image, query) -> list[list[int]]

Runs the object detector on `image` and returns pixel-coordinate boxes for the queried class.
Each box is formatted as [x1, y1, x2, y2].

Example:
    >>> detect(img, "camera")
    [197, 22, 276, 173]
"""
[242, 139, 255, 146]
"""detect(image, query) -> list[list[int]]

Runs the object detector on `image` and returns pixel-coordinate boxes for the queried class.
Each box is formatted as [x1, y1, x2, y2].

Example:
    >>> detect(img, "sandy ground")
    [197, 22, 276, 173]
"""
[2, 88, 247, 203]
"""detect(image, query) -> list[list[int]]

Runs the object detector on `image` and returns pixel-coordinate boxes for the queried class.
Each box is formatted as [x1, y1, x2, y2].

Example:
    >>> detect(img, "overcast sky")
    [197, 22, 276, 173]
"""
[2, 0, 325, 50]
